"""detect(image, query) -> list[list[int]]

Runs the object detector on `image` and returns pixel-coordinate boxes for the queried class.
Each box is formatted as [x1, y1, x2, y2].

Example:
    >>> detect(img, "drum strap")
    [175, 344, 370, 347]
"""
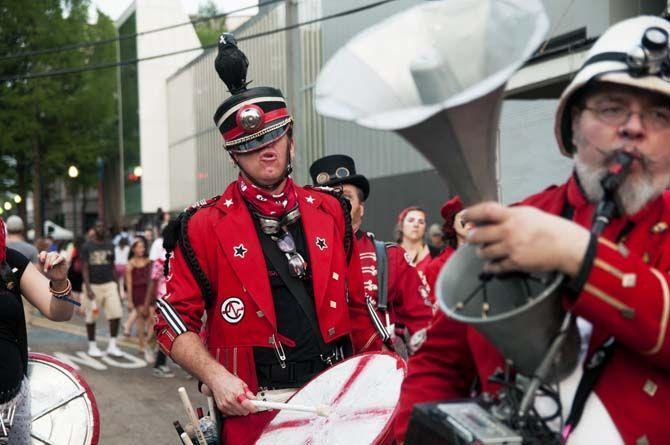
[372, 237, 389, 311]
[256, 224, 333, 358]
[562, 337, 616, 439]
[559, 200, 632, 439]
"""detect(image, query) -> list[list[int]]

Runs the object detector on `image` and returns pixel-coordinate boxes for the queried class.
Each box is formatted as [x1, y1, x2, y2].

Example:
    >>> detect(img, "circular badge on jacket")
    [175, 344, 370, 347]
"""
[221, 297, 245, 324]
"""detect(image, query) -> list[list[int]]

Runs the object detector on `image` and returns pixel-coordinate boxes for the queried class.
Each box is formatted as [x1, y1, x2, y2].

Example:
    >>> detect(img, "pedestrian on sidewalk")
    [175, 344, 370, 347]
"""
[144, 233, 175, 378]
[124, 237, 151, 355]
[81, 221, 124, 357]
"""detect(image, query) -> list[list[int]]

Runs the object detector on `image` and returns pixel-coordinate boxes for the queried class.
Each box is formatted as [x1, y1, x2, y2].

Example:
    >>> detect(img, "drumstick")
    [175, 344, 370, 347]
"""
[249, 399, 330, 417]
[181, 432, 195, 445]
[178, 387, 207, 445]
[207, 396, 216, 418]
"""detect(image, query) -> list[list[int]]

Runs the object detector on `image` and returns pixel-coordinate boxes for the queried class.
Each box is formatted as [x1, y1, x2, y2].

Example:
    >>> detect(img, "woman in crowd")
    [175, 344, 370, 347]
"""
[124, 237, 151, 354]
[395, 206, 440, 274]
[0, 218, 74, 443]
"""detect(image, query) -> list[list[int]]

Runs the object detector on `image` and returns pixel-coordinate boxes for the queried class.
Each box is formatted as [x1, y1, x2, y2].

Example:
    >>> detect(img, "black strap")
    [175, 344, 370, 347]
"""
[559, 197, 633, 437]
[256, 226, 332, 356]
[372, 237, 389, 311]
[581, 51, 627, 69]
[563, 337, 616, 435]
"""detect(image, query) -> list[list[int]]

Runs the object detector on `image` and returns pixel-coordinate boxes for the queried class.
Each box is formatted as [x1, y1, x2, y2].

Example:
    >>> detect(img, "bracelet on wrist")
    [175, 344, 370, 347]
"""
[49, 279, 81, 306]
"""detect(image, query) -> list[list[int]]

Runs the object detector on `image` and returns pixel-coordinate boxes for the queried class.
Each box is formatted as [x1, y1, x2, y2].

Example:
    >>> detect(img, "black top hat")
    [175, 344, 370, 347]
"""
[213, 33, 292, 154]
[309, 155, 370, 200]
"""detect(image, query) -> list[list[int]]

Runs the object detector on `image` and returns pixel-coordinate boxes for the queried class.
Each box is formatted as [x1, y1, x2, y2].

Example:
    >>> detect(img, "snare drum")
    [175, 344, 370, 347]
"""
[28, 353, 100, 445]
[257, 352, 406, 445]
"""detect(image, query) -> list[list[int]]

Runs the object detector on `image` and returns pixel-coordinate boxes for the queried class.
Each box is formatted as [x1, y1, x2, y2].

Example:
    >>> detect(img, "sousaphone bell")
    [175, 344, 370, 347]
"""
[315, 0, 579, 381]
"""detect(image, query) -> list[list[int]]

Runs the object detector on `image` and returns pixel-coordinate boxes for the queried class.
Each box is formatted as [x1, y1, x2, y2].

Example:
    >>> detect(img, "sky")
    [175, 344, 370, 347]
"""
[89, 0, 258, 22]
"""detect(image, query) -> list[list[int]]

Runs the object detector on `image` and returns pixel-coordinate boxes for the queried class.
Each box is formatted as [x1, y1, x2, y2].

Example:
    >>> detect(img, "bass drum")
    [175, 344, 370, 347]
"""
[257, 352, 406, 445]
[28, 353, 100, 445]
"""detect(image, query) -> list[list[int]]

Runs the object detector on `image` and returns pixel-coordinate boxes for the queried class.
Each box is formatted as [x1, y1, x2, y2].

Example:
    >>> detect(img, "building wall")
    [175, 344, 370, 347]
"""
[164, 0, 666, 236]
[134, 0, 203, 213]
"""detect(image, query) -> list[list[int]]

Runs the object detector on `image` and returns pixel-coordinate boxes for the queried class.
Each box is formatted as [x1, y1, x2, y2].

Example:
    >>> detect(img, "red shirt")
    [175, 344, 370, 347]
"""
[348, 231, 433, 352]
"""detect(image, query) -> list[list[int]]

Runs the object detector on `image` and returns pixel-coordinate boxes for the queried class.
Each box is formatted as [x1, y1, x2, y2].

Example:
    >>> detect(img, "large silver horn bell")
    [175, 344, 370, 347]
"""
[315, 0, 549, 205]
[316, 0, 580, 380]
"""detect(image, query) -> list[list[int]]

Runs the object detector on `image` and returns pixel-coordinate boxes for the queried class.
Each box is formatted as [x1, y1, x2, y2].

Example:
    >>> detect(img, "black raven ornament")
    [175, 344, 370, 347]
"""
[214, 33, 250, 94]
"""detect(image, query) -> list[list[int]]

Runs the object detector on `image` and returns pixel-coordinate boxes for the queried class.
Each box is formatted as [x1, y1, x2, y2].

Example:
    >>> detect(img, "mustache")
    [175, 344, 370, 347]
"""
[597, 147, 651, 171]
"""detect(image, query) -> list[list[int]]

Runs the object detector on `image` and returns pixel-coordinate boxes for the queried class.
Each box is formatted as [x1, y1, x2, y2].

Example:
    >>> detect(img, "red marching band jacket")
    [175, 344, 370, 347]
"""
[154, 181, 359, 391]
[347, 232, 433, 353]
[395, 176, 670, 445]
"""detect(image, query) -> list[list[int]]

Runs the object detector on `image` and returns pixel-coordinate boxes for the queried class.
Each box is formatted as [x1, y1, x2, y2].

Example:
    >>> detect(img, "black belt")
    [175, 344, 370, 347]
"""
[257, 358, 328, 389]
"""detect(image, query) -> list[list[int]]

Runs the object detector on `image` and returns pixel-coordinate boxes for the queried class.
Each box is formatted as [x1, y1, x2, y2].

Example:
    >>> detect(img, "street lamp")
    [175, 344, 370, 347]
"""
[67, 165, 79, 236]
[133, 166, 143, 178]
[3, 202, 12, 211]
[13, 194, 21, 204]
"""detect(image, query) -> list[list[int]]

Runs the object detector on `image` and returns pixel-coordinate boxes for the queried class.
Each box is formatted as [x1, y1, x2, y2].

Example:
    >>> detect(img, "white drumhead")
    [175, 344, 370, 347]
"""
[28, 353, 100, 445]
[257, 352, 405, 445]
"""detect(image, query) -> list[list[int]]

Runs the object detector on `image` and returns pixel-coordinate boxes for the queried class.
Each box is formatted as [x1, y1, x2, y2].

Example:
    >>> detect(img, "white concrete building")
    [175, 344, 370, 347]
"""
[116, 0, 202, 216]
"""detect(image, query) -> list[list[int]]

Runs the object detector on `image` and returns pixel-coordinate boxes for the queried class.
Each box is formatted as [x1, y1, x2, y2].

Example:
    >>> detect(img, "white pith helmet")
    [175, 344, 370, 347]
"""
[555, 15, 670, 156]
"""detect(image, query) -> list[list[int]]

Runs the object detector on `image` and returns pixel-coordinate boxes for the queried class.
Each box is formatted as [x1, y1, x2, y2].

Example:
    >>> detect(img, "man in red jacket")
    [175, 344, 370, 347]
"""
[154, 35, 358, 444]
[396, 16, 670, 444]
[309, 155, 433, 354]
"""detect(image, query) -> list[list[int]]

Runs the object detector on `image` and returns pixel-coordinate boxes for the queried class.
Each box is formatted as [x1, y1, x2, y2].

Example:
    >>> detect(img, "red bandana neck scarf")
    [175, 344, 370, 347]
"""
[0, 218, 5, 263]
[238, 174, 298, 218]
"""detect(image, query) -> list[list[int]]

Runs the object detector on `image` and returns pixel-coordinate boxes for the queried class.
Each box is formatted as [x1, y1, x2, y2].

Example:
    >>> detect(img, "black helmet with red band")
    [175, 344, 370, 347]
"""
[213, 33, 293, 154]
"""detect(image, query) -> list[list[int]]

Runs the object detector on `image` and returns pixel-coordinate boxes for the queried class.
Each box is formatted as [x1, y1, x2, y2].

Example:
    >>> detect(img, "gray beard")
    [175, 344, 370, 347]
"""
[574, 157, 661, 216]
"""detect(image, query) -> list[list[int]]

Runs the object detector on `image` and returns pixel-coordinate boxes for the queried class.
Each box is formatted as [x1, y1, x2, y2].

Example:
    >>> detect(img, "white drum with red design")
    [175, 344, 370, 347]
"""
[257, 352, 406, 445]
[28, 353, 100, 445]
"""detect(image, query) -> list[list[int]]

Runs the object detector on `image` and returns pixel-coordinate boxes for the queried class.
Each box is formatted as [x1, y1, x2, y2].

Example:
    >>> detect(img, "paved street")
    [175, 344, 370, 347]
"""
[27, 313, 204, 444]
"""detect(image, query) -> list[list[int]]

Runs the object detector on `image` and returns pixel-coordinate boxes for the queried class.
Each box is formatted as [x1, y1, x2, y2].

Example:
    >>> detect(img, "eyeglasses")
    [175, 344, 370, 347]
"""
[583, 105, 670, 130]
[274, 231, 308, 279]
[256, 206, 301, 235]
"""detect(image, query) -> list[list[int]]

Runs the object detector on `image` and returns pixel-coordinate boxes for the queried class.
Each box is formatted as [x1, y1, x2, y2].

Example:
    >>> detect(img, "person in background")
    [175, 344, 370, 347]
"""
[143, 227, 155, 246]
[423, 196, 475, 290]
[114, 237, 130, 301]
[310, 154, 433, 355]
[5, 216, 40, 327]
[124, 237, 151, 355]
[395, 206, 439, 275]
[144, 229, 175, 377]
[427, 223, 445, 253]
[5, 216, 39, 264]
[67, 237, 85, 315]
[0, 217, 74, 443]
[81, 220, 124, 358]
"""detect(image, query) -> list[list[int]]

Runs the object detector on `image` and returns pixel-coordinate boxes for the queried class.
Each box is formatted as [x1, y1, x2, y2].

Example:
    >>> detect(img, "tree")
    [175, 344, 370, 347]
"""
[0, 0, 118, 236]
[194, 0, 227, 46]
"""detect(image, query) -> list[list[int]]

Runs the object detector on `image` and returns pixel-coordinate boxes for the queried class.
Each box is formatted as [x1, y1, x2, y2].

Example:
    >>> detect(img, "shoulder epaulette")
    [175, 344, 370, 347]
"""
[161, 194, 221, 309]
[184, 194, 222, 212]
[367, 231, 395, 249]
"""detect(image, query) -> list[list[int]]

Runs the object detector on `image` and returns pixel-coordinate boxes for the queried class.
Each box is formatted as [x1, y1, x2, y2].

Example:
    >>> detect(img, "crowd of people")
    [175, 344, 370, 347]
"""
[2, 11, 670, 445]
[4, 213, 177, 378]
